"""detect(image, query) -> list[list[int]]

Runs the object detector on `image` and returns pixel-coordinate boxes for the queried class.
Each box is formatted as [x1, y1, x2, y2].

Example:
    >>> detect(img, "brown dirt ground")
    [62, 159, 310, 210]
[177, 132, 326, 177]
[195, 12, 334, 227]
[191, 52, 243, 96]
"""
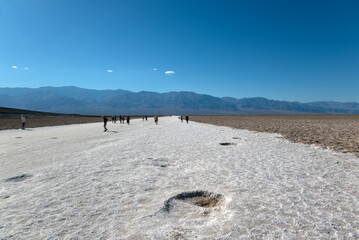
[188, 196, 221, 208]
[0, 116, 143, 131]
[0, 117, 102, 131]
[191, 115, 359, 157]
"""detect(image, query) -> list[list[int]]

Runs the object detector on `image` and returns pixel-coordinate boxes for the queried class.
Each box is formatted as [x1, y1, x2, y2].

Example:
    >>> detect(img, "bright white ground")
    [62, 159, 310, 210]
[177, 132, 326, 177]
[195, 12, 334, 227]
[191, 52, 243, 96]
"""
[1, 117, 359, 239]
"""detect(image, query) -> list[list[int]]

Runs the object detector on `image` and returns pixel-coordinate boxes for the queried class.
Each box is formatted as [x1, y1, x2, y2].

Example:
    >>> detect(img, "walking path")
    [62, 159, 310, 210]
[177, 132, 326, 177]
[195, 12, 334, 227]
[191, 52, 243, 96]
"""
[1, 117, 358, 239]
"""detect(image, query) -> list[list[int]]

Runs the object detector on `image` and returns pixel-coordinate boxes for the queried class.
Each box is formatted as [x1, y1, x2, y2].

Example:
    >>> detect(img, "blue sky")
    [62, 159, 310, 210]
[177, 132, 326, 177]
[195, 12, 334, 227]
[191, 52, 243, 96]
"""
[1, 0, 358, 102]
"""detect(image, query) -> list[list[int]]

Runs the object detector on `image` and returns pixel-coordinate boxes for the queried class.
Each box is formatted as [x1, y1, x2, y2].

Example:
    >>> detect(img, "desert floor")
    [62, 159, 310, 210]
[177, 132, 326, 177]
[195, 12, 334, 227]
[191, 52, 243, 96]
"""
[191, 115, 359, 157]
[0, 117, 102, 131]
[1, 117, 359, 239]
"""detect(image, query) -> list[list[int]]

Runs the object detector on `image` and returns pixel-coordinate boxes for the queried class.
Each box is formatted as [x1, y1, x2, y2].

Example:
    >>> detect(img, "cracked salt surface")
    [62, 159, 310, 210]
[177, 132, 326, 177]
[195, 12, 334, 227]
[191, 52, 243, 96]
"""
[1, 117, 359, 239]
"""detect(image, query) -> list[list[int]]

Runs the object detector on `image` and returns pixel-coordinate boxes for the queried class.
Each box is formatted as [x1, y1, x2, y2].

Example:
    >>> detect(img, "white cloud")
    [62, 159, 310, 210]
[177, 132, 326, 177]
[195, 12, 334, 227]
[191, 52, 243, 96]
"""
[11, 66, 18, 69]
[24, 67, 29, 70]
[165, 70, 175, 75]
[107, 70, 113, 73]
[153, 68, 157, 71]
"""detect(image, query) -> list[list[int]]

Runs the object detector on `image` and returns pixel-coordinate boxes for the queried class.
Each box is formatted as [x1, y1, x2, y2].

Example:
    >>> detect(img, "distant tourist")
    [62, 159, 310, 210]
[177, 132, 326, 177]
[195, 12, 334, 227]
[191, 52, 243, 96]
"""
[114, 115, 117, 123]
[142, 115, 145, 121]
[186, 115, 189, 124]
[126, 116, 130, 125]
[145, 115, 148, 121]
[21, 114, 26, 130]
[180, 116, 183, 122]
[154, 115, 158, 125]
[103, 116, 108, 132]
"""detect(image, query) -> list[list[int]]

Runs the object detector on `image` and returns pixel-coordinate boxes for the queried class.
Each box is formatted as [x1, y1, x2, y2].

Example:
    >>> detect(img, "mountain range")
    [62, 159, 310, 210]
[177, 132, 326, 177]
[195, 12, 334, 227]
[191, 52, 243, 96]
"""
[0, 86, 358, 115]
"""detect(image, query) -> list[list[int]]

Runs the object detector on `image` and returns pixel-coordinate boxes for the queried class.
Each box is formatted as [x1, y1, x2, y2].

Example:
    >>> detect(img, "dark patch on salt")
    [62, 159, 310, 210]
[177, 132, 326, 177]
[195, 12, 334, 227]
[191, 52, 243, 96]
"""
[15, 137, 22, 139]
[51, 137, 58, 139]
[163, 191, 223, 212]
[152, 158, 170, 168]
[171, 231, 186, 240]
[202, 210, 210, 216]
[4, 174, 32, 182]
[232, 137, 239, 139]
[219, 142, 236, 146]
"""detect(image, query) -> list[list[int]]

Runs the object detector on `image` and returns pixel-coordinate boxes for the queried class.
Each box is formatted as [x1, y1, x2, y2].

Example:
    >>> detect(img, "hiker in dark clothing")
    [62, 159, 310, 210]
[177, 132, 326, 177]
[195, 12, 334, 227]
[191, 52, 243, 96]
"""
[126, 116, 130, 125]
[185, 115, 189, 124]
[154, 116, 158, 125]
[145, 116, 148, 121]
[103, 116, 108, 132]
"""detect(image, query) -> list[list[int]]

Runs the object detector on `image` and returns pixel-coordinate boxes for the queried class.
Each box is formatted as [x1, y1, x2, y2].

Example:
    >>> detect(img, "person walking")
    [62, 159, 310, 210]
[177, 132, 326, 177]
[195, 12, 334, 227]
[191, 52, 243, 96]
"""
[103, 116, 108, 132]
[185, 115, 189, 124]
[180, 116, 183, 122]
[126, 116, 130, 125]
[21, 114, 26, 130]
[154, 115, 158, 125]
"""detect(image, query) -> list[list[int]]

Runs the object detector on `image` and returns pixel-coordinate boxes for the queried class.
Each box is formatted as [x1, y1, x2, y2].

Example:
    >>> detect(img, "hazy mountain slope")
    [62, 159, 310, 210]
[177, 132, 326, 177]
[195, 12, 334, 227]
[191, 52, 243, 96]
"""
[305, 101, 359, 114]
[0, 86, 358, 115]
[222, 97, 327, 113]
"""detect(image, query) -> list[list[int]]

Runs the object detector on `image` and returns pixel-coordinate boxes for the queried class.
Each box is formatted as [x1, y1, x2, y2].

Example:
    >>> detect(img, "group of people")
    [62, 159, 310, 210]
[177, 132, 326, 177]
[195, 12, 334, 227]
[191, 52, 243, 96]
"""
[103, 115, 132, 131]
[115, 115, 131, 124]
[19, 114, 188, 132]
[103, 115, 160, 132]
[111, 116, 117, 123]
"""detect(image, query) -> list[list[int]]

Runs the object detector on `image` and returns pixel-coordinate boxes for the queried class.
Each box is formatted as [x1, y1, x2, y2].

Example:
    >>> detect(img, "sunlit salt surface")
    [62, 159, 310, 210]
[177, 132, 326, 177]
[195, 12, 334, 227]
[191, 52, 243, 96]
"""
[1, 117, 359, 239]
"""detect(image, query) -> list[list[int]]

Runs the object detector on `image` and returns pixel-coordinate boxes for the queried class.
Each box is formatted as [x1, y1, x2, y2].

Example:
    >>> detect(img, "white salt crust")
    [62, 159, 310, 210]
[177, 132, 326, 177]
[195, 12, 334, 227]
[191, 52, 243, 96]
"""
[0, 117, 358, 239]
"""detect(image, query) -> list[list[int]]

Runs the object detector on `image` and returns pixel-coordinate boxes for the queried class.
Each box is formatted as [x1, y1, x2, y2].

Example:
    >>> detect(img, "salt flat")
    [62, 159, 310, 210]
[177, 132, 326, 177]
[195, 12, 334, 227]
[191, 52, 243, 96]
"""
[1, 116, 359, 239]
